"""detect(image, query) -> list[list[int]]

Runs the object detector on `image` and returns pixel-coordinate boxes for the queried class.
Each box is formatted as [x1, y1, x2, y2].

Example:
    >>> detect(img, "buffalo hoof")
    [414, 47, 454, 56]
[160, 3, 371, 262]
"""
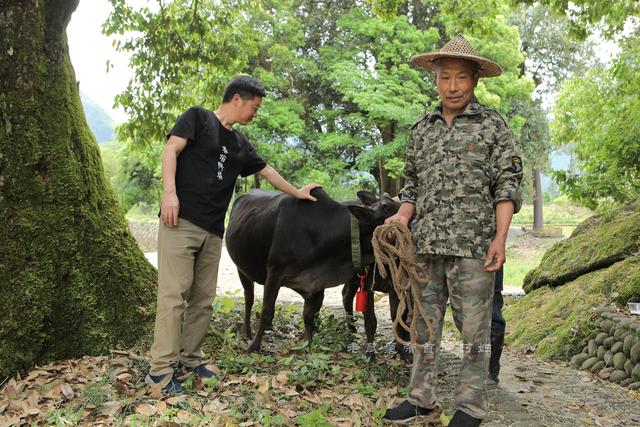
[246, 342, 261, 354]
[241, 328, 252, 340]
[366, 351, 377, 364]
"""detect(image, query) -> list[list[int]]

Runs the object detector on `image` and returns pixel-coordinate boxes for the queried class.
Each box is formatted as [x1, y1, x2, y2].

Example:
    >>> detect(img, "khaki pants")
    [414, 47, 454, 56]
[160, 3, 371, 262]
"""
[408, 255, 494, 419]
[149, 219, 222, 376]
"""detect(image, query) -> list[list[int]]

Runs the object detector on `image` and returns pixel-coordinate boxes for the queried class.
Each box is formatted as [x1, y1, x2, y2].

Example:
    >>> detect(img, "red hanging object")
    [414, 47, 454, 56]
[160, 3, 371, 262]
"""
[355, 271, 368, 313]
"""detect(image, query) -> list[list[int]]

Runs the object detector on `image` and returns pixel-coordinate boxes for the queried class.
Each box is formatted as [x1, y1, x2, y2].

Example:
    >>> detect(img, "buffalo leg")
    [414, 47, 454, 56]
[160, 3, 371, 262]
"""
[341, 279, 358, 332]
[303, 290, 325, 347]
[246, 269, 282, 353]
[238, 270, 254, 339]
[363, 277, 377, 361]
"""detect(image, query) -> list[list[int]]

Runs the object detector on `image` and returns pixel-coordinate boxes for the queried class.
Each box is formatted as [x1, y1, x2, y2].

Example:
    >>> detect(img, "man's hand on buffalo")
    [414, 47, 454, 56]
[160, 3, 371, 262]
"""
[295, 183, 322, 202]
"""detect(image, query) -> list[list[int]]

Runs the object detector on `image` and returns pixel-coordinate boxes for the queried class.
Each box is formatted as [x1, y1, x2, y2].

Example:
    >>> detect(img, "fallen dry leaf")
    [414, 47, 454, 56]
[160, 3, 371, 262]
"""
[60, 382, 74, 400]
[176, 410, 194, 422]
[135, 403, 157, 417]
[100, 402, 123, 417]
[149, 384, 164, 399]
[302, 391, 322, 404]
[257, 376, 270, 394]
[166, 395, 187, 406]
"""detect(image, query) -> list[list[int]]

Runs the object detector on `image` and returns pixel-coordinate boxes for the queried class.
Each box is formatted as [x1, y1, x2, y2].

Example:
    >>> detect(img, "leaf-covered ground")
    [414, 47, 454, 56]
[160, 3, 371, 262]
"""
[2, 296, 640, 426]
[0, 298, 417, 427]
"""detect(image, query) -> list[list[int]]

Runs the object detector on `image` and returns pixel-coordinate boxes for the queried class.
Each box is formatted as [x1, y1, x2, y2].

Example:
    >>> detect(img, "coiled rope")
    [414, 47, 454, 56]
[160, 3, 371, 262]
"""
[372, 222, 433, 347]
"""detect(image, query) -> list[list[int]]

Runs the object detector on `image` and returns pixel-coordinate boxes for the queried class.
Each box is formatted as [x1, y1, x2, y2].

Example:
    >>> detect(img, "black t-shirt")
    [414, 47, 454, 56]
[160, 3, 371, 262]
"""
[167, 106, 267, 237]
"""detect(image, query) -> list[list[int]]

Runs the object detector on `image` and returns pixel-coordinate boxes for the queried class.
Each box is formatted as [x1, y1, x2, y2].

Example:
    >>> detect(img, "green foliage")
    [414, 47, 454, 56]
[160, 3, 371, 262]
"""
[551, 35, 640, 209]
[295, 406, 333, 426]
[509, 3, 594, 94]
[511, 201, 594, 225]
[105, 0, 537, 198]
[104, 0, 260, 146]
[514, 0, 640, 38]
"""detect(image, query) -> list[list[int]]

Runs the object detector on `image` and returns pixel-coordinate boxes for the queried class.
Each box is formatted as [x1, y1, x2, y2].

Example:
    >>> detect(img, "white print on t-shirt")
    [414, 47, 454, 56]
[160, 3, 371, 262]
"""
[218, 145, 229, 181]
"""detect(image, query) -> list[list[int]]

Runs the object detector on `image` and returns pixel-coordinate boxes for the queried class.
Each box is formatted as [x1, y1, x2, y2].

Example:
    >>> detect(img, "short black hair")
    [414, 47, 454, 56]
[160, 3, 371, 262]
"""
[222, 75, 266, 103]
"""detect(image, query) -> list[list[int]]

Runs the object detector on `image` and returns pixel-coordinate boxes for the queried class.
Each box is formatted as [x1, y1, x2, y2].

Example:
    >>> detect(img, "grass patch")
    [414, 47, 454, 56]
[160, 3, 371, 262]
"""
[512, 200, 594, 226]
[504, 249, 545, 287]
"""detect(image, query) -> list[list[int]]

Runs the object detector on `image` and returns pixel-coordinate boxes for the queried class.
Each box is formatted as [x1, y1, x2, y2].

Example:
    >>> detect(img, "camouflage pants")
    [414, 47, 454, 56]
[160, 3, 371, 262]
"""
[407, 255, 495, 419]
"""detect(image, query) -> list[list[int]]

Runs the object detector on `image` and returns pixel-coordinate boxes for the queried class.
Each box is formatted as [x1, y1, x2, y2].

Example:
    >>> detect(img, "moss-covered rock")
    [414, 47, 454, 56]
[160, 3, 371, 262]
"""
[621, 377, 636, 387]
[631, 343, 640, 363]
[581, 356, 600, 370]
[595, 332, 608, 345]
[588, 339, 597, 356]
[590, 360, 605, 374]
[629, 342, 640, 363]
[604, 350, 613, 367]
[598, 367, 614, 379]
[505, 258, 640, 360]
[523, 201, 640, 293]
[0, 1, 157, 378]
[611, 341, 624, 354]
[613, 352, 627, 370]
[604, 337, 616, 349]
[601, 320, 616, 334]
[624, 359, 634, 375]
[633, 363, 640, 381]
[572, 353, 591, 368]
[609, 370, 627, 383]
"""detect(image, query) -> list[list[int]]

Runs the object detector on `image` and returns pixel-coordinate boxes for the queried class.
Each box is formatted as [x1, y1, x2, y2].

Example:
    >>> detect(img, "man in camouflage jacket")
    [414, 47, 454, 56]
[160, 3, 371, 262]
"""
[383, 35, 523, 426]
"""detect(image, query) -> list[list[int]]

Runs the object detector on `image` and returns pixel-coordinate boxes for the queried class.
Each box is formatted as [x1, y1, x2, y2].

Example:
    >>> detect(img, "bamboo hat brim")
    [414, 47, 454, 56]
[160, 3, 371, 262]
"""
[411, 35, 502, 78]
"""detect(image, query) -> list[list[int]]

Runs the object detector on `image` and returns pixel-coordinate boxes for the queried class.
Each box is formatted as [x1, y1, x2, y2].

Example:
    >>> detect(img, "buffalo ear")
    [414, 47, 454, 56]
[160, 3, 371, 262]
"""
[357, 190, 379, 206]
[347, 205, 381, 225]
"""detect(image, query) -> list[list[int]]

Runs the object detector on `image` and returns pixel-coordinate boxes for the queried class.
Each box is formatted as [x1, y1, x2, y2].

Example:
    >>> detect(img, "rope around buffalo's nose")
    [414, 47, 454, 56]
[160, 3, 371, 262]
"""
[372, 222, 434, 348]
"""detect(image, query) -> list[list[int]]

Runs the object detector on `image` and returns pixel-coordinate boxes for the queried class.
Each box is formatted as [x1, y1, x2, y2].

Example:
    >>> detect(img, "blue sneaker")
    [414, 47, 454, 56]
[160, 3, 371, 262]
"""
[191, 364, 216, 378]
[145, 373, 183, 394]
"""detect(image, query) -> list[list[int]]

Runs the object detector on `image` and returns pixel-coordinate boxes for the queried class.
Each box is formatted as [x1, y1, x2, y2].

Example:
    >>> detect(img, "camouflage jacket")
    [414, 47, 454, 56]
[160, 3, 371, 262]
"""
[400, 100, 523, 259]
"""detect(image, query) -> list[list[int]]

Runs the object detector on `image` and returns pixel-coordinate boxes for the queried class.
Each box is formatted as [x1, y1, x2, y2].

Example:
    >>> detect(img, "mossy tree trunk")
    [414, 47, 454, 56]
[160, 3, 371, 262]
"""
[0, 0, 157, 378]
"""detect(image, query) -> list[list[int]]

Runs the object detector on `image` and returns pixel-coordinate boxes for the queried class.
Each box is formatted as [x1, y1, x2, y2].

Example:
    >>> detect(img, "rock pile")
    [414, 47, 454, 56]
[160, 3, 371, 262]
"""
[570, 306, 640, 389]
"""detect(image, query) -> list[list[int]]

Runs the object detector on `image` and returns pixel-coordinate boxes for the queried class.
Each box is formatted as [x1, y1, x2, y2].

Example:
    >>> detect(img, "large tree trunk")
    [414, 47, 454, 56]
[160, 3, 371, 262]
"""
[0, 0, 157, 377]
[533, 169, 544, 231]
[374, 122, 402, 196]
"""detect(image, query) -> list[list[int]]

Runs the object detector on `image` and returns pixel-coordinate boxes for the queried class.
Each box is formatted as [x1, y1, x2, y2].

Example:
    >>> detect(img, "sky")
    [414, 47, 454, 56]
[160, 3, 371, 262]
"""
[67, 1, 621, 125]
[67, 0, 134, 124]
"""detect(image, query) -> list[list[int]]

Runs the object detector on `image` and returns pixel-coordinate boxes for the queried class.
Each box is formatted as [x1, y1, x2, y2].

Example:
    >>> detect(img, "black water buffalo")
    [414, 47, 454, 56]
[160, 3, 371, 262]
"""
[225, 188, 400, 354]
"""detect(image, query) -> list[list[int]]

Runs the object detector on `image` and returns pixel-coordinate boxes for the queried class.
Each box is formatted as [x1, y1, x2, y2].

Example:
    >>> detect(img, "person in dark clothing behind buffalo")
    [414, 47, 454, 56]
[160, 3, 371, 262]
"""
[489, 266, 505, 384]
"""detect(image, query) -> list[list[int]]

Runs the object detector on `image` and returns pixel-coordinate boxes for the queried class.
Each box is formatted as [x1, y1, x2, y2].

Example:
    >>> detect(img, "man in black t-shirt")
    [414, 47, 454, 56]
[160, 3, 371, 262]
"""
[146, 76, 319, 393]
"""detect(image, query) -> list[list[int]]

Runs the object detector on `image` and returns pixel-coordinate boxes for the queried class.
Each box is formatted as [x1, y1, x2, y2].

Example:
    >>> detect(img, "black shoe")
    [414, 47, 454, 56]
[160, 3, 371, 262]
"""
[383, 400, 435, 424]
[449, 410, 482, 427]
[487, 371, 499, 384]
[191, 364, 216, 378]
[145, 373, 183, 394]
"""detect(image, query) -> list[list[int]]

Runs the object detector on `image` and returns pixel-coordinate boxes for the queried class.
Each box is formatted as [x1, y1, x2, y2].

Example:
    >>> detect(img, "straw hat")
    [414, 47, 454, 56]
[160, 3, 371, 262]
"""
[411, 35, 502, 78]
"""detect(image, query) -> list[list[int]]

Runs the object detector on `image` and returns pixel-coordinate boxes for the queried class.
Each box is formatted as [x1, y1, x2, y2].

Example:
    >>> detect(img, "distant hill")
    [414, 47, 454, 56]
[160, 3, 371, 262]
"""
[80, 92, 115, 143]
